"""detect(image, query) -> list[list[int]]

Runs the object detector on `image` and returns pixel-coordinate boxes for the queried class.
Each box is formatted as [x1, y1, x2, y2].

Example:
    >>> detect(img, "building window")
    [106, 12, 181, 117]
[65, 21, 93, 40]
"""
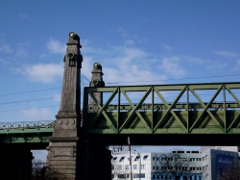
[143, 155, 148, 160]
[118, 174, 129, 178]
[117, 165, 122, 170]
[133, 164, 137, 169]
[135, 155, 140, 161]
[112, 157, 117, 161]
[119, 156, 125, 162]
[125, 165, 129, 170]
[141, 164, 145, 169]
[133, 173, 145, 178]
[153, 157, 156, 161]
[153, 175, 155, 179]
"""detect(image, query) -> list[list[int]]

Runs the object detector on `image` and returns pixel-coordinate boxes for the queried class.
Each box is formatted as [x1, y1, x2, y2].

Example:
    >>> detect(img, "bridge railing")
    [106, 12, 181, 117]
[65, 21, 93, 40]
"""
[0, 120, 55, 131]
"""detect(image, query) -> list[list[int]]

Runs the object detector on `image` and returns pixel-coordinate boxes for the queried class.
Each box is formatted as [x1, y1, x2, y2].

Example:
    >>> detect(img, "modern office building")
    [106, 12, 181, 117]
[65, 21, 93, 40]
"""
[201, 146, 240, 153]
[202, 149, 239, 180]
[111, 150, 202, 180]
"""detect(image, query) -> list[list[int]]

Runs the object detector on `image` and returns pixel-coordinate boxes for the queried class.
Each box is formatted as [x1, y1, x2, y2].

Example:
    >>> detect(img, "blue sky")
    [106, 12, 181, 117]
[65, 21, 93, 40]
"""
[1, 0, 240, 160]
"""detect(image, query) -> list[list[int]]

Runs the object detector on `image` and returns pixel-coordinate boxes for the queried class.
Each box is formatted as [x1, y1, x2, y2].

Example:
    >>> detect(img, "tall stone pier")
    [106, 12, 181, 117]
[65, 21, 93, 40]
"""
[46, 32, 111, 180]
[46, 32, 82, 179]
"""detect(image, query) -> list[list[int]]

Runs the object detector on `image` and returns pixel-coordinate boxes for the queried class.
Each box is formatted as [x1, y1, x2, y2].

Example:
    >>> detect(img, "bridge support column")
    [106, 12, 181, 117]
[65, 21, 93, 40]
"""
[78, 138, 112, 180]
[46, 32, 82, 179]
[0, 146, 33, 180]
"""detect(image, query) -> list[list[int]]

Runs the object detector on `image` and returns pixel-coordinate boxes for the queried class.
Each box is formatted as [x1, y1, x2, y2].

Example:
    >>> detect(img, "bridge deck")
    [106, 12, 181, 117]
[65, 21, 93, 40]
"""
[1, 82, 240, 145]
[0, 121, 54, 144]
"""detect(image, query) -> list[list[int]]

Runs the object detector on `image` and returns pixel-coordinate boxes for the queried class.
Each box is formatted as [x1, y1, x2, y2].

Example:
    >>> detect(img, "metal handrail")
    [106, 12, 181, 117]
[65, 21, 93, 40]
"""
[0, 120, 55, 130]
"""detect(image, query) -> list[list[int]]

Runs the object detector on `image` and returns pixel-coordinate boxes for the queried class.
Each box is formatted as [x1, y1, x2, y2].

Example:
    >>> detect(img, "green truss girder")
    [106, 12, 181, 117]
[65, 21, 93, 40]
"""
[83, 82, 240, 134]
[0, 129, 53, 143]
[0, 121, 54, 143]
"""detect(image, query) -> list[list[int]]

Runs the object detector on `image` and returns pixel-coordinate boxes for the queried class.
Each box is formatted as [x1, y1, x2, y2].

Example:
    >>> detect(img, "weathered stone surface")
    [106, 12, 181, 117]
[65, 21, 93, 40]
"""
[88, 62, 105, 112]
[46, 33, 111, 180]
[46, 32, 82, 179]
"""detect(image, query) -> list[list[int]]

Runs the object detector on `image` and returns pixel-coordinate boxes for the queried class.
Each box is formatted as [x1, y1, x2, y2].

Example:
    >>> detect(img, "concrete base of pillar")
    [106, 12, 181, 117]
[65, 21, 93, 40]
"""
[46, 138, 112, 180]
[46, 140, 78, 180]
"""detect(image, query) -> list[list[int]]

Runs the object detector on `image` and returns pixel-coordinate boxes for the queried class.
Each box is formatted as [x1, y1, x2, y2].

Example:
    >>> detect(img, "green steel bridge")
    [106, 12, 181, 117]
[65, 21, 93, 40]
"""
[1, 82, 240, 146]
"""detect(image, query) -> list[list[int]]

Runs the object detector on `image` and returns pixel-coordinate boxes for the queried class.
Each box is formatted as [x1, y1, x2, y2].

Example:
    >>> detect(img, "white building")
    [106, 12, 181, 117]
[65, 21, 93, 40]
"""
[111, 151, 152, 179]
[111, 146, 240, 180]
[111, 150, 202, 180]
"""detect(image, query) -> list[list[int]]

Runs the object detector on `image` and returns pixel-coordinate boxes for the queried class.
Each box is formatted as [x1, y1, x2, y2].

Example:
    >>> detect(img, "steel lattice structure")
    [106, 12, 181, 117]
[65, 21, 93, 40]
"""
[83, 82, 240, 134]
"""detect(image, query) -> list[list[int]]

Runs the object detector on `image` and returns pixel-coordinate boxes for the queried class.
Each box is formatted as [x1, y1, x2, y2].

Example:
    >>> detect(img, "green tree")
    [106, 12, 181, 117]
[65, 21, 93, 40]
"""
[155, 151, 199, 180]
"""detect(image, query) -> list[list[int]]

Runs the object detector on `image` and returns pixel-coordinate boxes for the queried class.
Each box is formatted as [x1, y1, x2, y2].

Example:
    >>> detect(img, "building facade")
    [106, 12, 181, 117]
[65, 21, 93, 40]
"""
[202, 149, 239, 180]
[112, 147, 239, 180]
[111, 150, 202, 180]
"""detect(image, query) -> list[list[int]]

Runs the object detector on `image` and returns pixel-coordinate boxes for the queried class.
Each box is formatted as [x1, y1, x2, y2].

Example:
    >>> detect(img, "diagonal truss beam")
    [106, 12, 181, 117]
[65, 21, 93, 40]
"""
[226, 87, 240, 132]
[87, 88, 118, 132]
[119, 87, 152, 133]
[153, 86, 187, 132]
[189, 85, 224, 132]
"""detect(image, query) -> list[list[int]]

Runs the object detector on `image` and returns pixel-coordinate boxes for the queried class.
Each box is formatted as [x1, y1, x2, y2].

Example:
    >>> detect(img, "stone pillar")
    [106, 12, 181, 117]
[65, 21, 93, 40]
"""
[77, 63, 111, 180]
[78, 138, 112, 180]
[89, 62, 105, 112]
[0, 146, 33, 180]
[46, 32, 82, 179]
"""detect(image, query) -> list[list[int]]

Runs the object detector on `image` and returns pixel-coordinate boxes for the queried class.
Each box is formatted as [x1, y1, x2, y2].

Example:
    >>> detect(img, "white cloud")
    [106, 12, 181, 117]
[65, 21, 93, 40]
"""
[19, 13, 30, 20]
[162, 43, 173, 51]
[15, 42, 30, 57]
[16, 47, 28, 57]
[53, 94, 61, 102]
[0, 57, 10, 64]
[124, 39, 135, 46]
[0, 44, 12, 53]
[206, 61, 228, 72]
[22, 63, 63, 83]
[47, 38, 65, 54]
[160, 57, 186, 78]
[82, 45, 167, 85]
[184, 56, 207, 64]
[117, 27, 129, 38]
[214, 51, 238, 58]
[20, 108, 53, 120]
[233, 60, 240, 71]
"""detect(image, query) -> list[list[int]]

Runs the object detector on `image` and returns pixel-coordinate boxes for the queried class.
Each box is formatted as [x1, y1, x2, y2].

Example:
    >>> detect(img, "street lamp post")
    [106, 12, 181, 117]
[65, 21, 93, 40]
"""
[137, 152, 141, 180]
[128, 137, 133, 180]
